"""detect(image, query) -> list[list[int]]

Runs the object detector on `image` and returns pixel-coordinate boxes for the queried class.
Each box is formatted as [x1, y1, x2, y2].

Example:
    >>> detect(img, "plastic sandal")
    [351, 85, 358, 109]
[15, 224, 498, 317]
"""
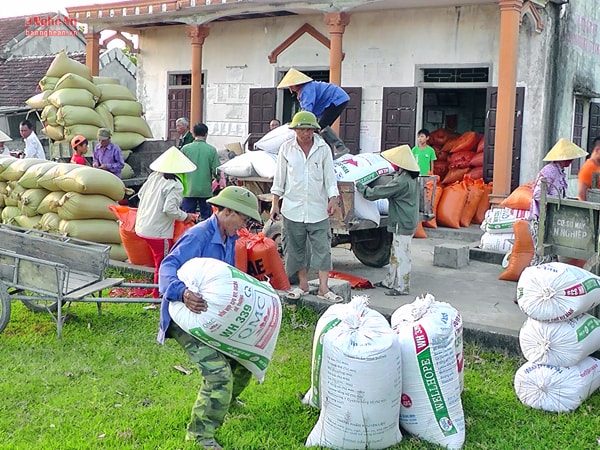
[317, 291, 344, 303]
[286, 287, 309, 300]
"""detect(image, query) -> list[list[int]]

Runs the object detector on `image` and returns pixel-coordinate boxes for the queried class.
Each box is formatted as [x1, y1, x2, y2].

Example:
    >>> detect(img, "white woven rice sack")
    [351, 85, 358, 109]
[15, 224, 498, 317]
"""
[481, 207, 530, 234]
[217, 152, 257, 178]
[391, 293, 465, 450]
[304, 295, 403, 449]
[519, 314, 600, 367]
[246, 150, 277, 179]
[253, 124, 295, 154]
[514, 356, 600, 413]
[480, 231, 514, 253]
[354, 191, 381, 225]
[169, 257, 282, 383]
[516, 262, 600, 322]
[375, 198, 389, 214]
[334, 153, 396, 184]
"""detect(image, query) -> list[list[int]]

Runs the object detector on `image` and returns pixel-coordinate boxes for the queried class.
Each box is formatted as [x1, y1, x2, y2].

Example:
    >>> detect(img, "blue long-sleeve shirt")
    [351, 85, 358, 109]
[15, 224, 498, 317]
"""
[299, 81, 350, 119]
[157, 214, 238, 343]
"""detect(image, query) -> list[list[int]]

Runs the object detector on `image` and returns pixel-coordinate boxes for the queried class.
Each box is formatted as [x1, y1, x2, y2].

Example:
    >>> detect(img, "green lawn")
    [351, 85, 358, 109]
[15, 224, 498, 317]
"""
[0, 297, 599, 449]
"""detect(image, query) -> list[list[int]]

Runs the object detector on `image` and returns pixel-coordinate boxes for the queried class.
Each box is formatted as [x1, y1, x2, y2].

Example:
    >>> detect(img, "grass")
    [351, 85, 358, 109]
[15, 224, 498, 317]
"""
[1, 290, 600, 449]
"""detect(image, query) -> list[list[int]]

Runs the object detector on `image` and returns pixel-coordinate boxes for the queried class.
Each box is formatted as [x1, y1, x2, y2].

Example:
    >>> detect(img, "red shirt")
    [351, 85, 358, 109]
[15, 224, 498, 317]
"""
[71, 153, 87, 165]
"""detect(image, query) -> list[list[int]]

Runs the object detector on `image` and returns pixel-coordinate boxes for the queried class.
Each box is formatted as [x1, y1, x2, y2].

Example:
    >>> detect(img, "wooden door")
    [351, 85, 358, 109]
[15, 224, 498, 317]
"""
[167, 88, 192, 140]
[339, 87, 361, 154]
[483, 86, 524, 191]
[380, 87, 417, 151]
[571, 98, 585, 174]
[248, 88, 277, 151]
[588, 102, 600, 150]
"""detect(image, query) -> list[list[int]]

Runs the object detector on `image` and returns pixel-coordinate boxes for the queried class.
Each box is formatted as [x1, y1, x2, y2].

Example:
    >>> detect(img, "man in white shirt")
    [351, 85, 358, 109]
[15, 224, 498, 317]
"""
[19, 120, 46, 159]
[269, 111, 342, 303]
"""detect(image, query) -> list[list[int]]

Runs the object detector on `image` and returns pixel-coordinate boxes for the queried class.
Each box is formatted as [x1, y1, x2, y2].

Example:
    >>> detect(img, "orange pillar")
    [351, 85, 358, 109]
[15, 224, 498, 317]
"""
[84, 31, 101, 76]
[187, 25, 210, 126]
[491, 0, 523, 203]
[325, 12, 350, 134]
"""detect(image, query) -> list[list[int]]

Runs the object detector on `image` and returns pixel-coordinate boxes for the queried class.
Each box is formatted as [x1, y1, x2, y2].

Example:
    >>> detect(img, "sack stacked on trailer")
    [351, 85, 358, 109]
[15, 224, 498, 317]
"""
[514, 262, 600, 412]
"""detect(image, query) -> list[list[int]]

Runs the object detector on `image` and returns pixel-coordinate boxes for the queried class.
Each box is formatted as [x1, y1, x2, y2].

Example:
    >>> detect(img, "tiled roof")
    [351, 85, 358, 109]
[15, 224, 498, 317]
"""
[0, 15, 29, 49]
[0, 53, 86, 110]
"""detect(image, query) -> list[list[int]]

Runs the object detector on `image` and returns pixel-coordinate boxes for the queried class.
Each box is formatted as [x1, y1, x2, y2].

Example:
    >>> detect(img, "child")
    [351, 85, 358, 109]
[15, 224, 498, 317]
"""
[412, 128, 436, 176]
[70, 135, 88, 165]
[356, 145, 420, 296]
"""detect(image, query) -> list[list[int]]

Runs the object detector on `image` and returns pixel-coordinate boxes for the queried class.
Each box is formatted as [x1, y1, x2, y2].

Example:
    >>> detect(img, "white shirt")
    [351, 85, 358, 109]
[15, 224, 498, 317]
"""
[135, 171, 188, 239]
[271, 134, 339, 223]
[24, 132, 46, 159]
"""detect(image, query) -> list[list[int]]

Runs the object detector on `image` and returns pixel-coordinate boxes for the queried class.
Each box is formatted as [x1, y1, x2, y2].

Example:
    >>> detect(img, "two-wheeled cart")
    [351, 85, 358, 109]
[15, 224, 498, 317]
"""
[0, 224, 158, 339]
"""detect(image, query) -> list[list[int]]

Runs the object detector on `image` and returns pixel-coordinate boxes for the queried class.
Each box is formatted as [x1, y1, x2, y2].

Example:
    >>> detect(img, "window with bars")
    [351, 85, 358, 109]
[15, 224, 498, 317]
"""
[422, 67, 489, 83]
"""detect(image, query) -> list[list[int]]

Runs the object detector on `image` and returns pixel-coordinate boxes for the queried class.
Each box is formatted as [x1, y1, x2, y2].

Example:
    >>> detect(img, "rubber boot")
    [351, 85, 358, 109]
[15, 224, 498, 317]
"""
[319, 126, 351, 160]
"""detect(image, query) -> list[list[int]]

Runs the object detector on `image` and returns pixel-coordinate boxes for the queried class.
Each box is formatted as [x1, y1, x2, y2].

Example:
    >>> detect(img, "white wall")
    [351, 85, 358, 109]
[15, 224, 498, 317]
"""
[137, 1, 565, 191]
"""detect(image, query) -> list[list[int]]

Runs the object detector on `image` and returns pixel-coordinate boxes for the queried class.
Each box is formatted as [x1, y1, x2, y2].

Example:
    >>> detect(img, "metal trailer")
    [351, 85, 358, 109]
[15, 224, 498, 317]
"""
[238, 175, 436, 268]
[0, 224, 158, 339]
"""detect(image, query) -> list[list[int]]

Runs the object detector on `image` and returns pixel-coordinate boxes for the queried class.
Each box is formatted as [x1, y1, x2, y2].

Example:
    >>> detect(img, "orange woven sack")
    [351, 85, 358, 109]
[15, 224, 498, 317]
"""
[108, 204, 154, 267]
[499, 220, 534, 281]
[173, 215, 197, 243]
[441, 167, 469, 185]
[414, 222, 427, 238]
[469, 152, 484, 167]
[472, 182, 493, 224]
[467, 166, 483, 180]
[500, 183, 533, 210]
[423, 178, 442, 228]
[235, 228, 290, 290]
[460, 176, 485, 227]
[441, 136, 460, 153]
[476, 135, 485, 153]
[450, 131, 479, 153]
[436, 183, 468, 229]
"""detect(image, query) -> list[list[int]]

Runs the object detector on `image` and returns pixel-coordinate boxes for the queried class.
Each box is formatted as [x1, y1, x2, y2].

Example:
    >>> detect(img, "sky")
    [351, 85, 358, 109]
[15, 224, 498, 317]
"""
[0, 0, 118, 19]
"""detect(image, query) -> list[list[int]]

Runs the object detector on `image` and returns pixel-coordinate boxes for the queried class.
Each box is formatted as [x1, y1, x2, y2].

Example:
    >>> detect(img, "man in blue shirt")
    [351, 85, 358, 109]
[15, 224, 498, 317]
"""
[157, 186, 261, 450]
[278, 68, 351, 158]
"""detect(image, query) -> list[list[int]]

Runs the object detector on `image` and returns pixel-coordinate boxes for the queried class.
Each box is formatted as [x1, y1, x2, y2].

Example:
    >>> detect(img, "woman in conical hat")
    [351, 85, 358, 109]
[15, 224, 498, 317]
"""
[135, 146, 198, 298]
[528, 138, 587, 266]
[355, 145, 420, 296]
[0, 129, 12, 156]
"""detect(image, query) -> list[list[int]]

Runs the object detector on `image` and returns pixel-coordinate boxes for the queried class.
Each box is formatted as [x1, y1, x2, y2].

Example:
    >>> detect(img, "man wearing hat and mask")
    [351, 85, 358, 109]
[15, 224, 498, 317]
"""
[356, 145, 420, 296]
[0, 129, 12, 156]
[135, 146, 197, 299]
[157, 184, 261, 450]
[529, 138, 588, 265]
[270, 110, 342, 303]
[278, 68, 351, 158]
[93, 128, 125, 178]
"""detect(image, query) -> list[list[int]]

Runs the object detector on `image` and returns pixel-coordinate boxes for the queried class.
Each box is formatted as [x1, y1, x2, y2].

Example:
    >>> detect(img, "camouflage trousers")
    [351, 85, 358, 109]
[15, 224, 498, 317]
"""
[167, 322, 252, 444]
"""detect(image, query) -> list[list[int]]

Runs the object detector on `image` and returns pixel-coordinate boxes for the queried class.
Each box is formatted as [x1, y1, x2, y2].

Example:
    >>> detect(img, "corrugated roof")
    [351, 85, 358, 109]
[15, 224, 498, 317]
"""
[0, 53, 86, 109]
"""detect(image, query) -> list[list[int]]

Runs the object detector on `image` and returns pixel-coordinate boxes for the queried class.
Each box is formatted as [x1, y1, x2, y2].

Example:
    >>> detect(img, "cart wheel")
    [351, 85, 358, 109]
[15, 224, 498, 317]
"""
[350, 228, 392, 268]
[0, 281, 11, 334]
[263, 220, 283, 257]
[584, 254, 600, 275]
[21, 298, 63, 313]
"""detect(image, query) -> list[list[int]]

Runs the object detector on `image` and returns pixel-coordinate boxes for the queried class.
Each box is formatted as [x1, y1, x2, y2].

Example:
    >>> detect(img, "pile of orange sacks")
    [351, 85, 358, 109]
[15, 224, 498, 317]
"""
[429, 128, 484, 184]
[414, 174, 492, 238]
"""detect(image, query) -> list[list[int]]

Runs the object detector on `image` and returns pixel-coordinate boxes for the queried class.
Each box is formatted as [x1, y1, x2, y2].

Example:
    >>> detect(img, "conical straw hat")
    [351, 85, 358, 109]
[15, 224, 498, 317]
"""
[543, 138, 588, 161]
[277, 68, 313, 88]
[381, 145, 420, 172]
[149, 146, 197, 174]
[0, 129, 12, 142]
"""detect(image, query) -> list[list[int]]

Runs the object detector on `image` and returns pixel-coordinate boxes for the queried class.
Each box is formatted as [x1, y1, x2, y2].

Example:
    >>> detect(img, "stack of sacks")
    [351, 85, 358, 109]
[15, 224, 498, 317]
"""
[333, 152, 397, 225]
[303, 295, 403, 449]
[435, 175, 489, 230]
[95, 82, 152, 152]
[0, 156, 128, 261]
[479, 208, 531, 255]
[514, 262, 600, 412]
[391, 293, 466, 449]
[429, 129, 483, 185]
